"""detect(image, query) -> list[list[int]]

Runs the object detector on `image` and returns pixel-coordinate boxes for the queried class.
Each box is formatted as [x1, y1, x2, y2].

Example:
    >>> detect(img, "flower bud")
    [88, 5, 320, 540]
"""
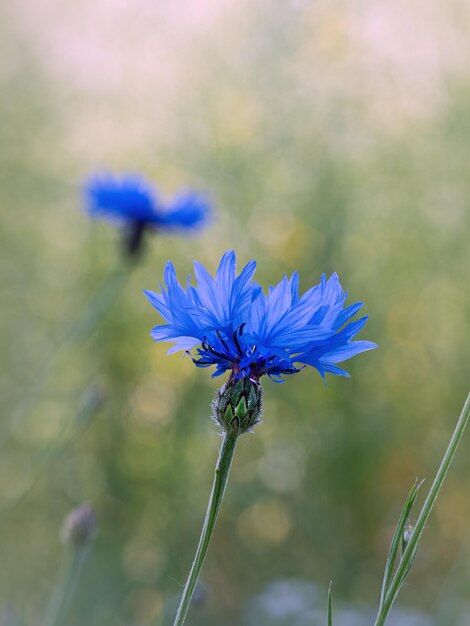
[60, 504, 97, 549]
[212, 377, 263, 435]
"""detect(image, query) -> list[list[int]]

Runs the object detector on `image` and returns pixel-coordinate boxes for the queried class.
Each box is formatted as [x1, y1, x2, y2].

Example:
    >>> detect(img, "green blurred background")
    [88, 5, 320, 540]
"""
[1, 1, 469, 624]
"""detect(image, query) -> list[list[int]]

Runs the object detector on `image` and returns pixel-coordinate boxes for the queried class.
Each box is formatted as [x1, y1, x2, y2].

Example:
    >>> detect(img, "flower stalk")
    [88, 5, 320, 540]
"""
[42, 504, 96, 626]
[2, 264, 129, 449]
[173, 431, 238, 626]
[42, 546, 85, 626]
[0, 387, 103, 514]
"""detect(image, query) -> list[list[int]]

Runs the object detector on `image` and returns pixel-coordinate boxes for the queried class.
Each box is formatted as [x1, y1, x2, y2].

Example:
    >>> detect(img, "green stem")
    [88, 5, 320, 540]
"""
[374, 391, 470, 626]
[2, 263, 131, 447]
[173, 431, 239, 626]
[0, 386, 101, 514]
[42, 546, 88, 626]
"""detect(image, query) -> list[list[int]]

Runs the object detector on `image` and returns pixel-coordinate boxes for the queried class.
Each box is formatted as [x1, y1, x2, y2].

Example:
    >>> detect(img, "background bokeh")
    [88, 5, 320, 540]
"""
[1, 1, 470, 624]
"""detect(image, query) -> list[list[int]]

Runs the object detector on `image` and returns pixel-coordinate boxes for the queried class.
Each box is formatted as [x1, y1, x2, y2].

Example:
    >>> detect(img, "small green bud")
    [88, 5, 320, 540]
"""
[212, 377, 263, 435]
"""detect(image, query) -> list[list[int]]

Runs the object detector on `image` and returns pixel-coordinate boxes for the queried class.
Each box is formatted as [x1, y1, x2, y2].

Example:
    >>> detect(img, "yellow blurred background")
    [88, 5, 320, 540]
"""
[0, 1, 469, 624]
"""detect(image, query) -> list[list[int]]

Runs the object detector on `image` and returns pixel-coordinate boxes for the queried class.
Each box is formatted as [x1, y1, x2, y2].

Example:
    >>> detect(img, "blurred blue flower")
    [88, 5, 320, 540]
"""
[145, 251, 376, 381]
[84, 173, 211, 256]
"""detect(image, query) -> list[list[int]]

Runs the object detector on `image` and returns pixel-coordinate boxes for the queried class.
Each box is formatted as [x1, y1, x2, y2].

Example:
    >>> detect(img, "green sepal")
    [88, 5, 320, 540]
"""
[212, 377, 263, 435]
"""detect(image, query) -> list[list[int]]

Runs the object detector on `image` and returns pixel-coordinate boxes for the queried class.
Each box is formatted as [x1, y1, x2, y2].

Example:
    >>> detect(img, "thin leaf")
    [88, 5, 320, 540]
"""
[378, 480, 423, 609]
[392, 542, 419, 601]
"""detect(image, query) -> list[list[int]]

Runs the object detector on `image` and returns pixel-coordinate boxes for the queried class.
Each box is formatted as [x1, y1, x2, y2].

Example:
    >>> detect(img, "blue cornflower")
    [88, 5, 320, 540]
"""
[84, 173, 211, 256]
[145, 251, 376, 382]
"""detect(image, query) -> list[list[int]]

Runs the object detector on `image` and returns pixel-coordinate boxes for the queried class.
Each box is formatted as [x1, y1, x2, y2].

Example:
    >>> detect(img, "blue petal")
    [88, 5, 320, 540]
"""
[84, 173, 159, 223]
[322, 341, 378, 363]
[216, 250, 236, 293]
[230, 259, 257, 317]
[159, 191, 211, 230]
[144, 289, 171, 320]
[193, 260, 225, 321]
[289, 272, 300, 303]
[333, 302, 364, 330]
[318, 362, 351, 377]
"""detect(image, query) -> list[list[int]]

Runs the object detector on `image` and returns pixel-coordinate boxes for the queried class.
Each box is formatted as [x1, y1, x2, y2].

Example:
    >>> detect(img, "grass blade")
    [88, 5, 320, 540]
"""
[378, 480, 422, 609]
[327, 581, 333, 626]
[374, 391, 470, 626]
